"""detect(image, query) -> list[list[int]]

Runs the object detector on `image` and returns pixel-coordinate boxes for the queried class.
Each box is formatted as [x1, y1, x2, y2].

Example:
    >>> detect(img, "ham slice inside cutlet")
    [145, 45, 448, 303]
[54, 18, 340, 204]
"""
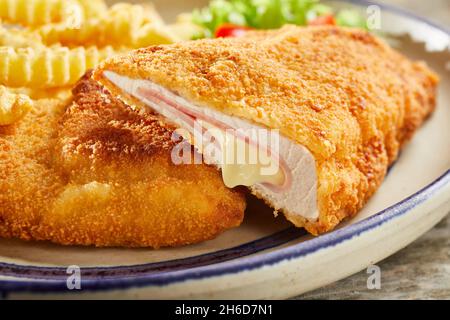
[102, 71, 319, 221]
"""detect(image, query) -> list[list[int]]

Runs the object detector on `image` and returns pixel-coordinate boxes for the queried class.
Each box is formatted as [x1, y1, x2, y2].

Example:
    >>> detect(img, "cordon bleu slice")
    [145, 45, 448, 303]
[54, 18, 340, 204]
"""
[93, 25, 439, 235]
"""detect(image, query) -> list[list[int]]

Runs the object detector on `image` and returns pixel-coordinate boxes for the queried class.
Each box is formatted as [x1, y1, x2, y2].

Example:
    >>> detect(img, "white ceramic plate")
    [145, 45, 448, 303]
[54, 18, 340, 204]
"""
[0, 0, 449, 299]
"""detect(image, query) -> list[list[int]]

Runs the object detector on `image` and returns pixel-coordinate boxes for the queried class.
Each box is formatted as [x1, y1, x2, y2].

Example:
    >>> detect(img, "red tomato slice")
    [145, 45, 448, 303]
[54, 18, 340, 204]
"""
[308, 15, 336, 26]
[215, 24, 252, 38]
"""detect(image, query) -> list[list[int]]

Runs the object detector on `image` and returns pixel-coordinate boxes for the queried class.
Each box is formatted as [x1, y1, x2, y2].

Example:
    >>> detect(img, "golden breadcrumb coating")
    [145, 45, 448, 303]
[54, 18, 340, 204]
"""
[0, 74, 245, 248]
[95, 25, 438, 235]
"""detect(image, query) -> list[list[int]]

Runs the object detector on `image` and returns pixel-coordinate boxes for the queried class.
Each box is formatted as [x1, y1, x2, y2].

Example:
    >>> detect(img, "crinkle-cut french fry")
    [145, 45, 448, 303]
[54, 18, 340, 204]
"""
[39, 21, 97, 48]
[39, 3, 179, 48]
[0, 85, 33, 125]
[0, 25, 45, 48]
[0, 45, 116, 88]
[0, 0, 83, 28]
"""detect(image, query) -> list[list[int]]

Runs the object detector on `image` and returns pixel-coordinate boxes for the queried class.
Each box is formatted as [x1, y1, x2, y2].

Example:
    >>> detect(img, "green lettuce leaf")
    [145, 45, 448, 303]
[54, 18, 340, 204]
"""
[191, 0, 366, 37]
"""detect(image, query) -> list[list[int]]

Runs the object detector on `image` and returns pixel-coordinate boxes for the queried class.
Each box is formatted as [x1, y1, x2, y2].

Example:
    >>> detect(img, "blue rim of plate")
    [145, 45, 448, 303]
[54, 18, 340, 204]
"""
[0, 0, 449, 294]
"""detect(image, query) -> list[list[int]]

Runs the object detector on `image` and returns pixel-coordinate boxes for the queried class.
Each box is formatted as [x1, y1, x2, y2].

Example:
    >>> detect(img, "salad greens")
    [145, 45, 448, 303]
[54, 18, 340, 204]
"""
[191, 0, 367, 37]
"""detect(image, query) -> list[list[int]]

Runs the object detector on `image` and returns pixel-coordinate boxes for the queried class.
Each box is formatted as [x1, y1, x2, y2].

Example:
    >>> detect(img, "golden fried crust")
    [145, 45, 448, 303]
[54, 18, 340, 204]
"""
[0, 74, 246, 248]
[95, 25, 438, 235]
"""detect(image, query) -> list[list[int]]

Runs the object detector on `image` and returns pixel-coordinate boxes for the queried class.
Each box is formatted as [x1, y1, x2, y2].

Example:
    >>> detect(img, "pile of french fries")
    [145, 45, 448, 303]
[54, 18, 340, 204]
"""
[0, 0, 187, 125]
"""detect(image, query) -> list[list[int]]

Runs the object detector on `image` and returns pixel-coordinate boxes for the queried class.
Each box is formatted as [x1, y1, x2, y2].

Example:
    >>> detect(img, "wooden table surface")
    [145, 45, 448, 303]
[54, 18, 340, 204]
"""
[296, 0, 450, 300]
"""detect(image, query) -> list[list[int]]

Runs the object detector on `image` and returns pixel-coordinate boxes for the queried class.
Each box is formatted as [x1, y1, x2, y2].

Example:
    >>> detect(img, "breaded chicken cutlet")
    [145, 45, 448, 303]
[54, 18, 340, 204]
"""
[0, 25, 439, 247]
[0, 73, 246, 248]
[94, 25, 439, 235]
